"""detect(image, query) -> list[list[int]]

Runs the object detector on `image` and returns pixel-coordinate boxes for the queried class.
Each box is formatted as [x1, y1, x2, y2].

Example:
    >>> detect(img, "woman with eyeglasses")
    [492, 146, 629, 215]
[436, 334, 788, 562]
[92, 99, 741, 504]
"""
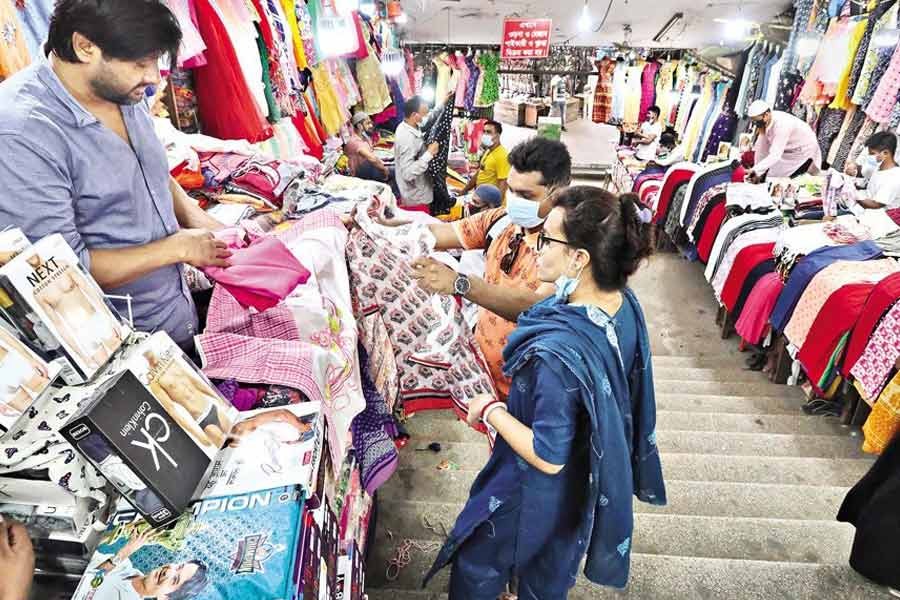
[423, 186, 667, 599]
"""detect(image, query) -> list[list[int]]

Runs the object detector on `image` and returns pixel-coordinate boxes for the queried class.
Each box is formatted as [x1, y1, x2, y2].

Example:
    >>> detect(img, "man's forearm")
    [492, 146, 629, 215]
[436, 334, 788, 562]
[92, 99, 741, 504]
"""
[89, 238, 180, 290]
[170, 177, 224, 231]
[465, 276, 550, 322]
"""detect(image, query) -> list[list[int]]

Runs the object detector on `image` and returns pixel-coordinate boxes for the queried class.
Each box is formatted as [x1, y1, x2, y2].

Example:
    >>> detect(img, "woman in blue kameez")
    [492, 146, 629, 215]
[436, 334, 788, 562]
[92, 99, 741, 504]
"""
[424, 186, 667, 599]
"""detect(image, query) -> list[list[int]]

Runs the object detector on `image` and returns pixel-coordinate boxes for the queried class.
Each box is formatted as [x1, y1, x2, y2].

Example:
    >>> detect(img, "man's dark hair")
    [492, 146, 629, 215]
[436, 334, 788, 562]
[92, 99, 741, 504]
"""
[484, 120, 503, 135]
[167, 560, 210, 600]
[404, 96, 426, 117]
[660, 131, 678, 148]
[865, 131, 898, 156]
[46, 0, 182, 65]
[648, 105, 661, 117]
[507, 137, 572, 188]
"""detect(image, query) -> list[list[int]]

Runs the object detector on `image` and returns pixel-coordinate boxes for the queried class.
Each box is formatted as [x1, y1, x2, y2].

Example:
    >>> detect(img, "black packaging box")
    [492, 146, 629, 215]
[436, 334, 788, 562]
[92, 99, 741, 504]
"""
[60, 370, 211, 527]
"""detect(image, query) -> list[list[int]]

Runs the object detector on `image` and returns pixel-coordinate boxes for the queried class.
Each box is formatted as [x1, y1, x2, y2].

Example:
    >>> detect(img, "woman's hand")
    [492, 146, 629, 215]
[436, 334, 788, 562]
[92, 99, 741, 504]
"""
[466, 394, 497, 428]
[0, 520, 34, 600]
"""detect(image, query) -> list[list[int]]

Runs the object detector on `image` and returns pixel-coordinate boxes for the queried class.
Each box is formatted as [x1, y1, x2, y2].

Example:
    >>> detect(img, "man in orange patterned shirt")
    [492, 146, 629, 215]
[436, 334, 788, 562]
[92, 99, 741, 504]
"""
[407, 138, 572, 399]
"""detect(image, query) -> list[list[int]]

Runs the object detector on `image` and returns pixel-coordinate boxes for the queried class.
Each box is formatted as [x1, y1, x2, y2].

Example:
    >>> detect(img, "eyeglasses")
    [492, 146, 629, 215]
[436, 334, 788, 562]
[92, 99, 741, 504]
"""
[536, 231, 571, 251]
[500, 233, 524, 275]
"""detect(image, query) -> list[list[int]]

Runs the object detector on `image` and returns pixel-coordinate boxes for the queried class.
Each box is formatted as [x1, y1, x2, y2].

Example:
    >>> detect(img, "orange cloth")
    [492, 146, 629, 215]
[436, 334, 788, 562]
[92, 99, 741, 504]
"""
[863, 372, 900, 455]
[452, 208, 542, 399]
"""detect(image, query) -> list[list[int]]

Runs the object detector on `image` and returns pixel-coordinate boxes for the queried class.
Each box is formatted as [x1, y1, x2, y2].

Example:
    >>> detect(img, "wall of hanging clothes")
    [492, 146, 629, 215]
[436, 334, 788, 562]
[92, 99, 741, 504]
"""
[734, 0, 900, 172]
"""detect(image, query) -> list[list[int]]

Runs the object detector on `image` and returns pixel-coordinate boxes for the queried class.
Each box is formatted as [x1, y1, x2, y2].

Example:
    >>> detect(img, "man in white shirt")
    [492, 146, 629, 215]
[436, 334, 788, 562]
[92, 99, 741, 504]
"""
[633, 106, 663, 161]
[648, 129, 683, 168]
[394, 96, 441, 209]
[845, 132, 900, 209]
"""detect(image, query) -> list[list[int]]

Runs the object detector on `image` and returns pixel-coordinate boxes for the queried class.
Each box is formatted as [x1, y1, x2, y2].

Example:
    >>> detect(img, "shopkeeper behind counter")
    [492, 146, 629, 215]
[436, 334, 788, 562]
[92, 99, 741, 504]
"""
[0, 0, 229, 353]
[746, 100, 822, 184]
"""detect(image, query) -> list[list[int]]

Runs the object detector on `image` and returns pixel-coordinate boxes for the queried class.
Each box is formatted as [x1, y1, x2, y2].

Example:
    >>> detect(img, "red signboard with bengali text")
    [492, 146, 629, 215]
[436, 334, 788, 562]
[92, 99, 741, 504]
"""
[500, 18, 552, 59]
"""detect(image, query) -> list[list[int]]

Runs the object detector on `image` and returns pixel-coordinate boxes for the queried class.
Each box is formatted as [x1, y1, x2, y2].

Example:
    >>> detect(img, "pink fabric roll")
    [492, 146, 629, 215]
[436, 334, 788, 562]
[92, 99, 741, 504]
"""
[734, 272, 784, 345]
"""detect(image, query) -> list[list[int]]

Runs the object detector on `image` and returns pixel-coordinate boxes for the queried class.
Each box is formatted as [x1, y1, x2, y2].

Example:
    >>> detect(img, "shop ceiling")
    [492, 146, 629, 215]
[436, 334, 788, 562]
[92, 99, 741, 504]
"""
[399, 0, 793, 50]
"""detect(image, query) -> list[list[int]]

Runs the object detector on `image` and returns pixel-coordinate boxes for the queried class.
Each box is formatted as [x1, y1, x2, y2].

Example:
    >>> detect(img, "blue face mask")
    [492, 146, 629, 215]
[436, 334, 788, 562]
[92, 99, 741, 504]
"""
[553, 256, 586, 301]
[506, 192, 544, 228]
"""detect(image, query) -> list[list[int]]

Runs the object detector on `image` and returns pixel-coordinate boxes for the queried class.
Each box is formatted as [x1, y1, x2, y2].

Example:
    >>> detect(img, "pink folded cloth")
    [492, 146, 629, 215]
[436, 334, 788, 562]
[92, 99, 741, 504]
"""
[204, 235, 310, 312]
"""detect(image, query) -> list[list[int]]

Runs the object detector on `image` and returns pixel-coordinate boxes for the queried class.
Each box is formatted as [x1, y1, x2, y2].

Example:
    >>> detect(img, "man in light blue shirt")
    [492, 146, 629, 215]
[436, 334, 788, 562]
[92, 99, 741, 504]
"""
[0, 0, 229, 352]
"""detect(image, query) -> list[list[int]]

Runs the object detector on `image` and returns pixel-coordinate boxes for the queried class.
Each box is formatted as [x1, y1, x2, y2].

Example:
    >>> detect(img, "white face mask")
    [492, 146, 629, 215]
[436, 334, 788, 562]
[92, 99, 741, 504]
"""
[506, 191, 544, 228]
[480, 134, 494, 148]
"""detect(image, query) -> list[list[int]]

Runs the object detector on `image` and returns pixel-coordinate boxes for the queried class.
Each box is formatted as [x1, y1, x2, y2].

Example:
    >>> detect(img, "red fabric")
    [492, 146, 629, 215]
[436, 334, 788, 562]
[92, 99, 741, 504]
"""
[841, 272, 900, 377]
[653, 167, 696, 224]
[342, 12, 369, 59]
[887, 207, 900, 226]
[204, 236, 311, 312]
[721, 243, 776, 311]
[735, 272, 784, 345]
[305, 93, 328, 143]
[639, 62, 660, 122]
[697, 202, 727, 263]
[291, 111, 324, 160]
[731, 165, 746, 182]
[192, 0, 272, 142]
[798, 282, 878, 386]
[403, 204, 431, 214]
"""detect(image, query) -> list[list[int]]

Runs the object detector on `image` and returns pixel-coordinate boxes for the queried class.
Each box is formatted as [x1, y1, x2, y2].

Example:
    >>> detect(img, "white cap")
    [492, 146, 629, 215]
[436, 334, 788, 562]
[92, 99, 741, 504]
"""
[747, 100, 771, 118]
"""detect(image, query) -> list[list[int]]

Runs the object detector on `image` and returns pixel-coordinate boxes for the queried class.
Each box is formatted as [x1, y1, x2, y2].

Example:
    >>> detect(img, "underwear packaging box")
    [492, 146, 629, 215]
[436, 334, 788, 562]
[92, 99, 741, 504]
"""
[71, 485, 306, 600]
[0, 233, 131, 386]
[0, 321, 62, 437]
[60, 331, 241, 527]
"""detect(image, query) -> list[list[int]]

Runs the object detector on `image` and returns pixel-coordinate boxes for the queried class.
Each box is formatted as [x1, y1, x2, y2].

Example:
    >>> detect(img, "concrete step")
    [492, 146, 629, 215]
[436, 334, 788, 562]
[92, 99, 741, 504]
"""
[378, 478, 851, 521]
[403, 410, 853, 444]
[390, 452, 872, 490]
[366, 544, 882, 599]
[655, 393, 805, 414]
[376, 506, 856, 564]
[654, 379, 806, 398]
[652, 366, 776, 383]
[652, 355, 755, 368]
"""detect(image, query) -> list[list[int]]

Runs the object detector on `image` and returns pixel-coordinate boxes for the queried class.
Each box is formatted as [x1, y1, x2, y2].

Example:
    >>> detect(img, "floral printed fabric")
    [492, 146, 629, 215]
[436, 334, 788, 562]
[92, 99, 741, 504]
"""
[863, 372, 900, 454]
[852, 301, 900, 402]
[865, 42, 900, 124]
[346, 200, 498, 427]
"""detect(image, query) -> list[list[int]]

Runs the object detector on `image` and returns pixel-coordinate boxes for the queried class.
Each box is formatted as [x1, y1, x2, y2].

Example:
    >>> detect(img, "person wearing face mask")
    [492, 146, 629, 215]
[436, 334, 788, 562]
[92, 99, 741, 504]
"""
[423, 186, 665, 599]
[394, 95, 442, 210]
[844, 132, 900, 210]
[387, 138, 571, 400]
[460, 120, 510, 202]
[345, 111, 400, 198]
[745, 100, 821, 184]
[632, 106, 663, 161]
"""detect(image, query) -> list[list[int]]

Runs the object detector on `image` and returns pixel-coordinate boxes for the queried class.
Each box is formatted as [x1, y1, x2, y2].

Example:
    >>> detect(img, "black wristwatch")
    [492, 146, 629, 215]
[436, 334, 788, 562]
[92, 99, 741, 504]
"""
[453, 274, 471, 297]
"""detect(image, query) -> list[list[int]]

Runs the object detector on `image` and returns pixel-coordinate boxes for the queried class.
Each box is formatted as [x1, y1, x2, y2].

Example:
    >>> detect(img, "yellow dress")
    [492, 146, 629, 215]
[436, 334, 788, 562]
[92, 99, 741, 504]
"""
[863, 372, 900, 455]
[655, 61, 678, 126]
[681, 76, 714, 161]
[311, 63, 347, 136]
[828, 18, 867, 110]
[280, 0, 308, 70]
[355, 36, 392, 115]
[0, 1, 30, 80]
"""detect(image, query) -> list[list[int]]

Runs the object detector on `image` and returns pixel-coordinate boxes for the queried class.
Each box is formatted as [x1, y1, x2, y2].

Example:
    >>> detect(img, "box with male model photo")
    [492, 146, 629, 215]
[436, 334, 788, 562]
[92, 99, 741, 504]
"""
[71, 486, 305, 600]
[60, 368, 214, 527]
[197, 402, 323, 500]
[0, 322, 62, 436]
[0, 233, 130, 384]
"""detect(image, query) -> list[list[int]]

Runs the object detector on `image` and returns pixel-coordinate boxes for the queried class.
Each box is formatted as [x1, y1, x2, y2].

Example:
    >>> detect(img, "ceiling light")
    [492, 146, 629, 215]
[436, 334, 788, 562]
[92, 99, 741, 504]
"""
[723, 19, 752, 40]
[873, 27, 900, 47]
[653, 12, 683, 43]
[578, 2, 592, 33]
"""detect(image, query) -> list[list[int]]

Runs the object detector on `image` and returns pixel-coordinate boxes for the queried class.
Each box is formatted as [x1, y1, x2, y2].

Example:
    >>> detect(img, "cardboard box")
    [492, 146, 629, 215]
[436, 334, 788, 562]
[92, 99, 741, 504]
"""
[0, 322, 61, 436]
[0, 227, 30, 266]
[197, 402, 323, 500]
[72, 486, 305, 600]
[60, 331, 239, 526]
[0, 234, 129, 384]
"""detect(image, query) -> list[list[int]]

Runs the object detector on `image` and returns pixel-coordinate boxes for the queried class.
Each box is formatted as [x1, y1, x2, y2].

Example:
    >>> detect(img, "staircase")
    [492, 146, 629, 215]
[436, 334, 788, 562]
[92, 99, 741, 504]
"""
[365, 355, 886, 599]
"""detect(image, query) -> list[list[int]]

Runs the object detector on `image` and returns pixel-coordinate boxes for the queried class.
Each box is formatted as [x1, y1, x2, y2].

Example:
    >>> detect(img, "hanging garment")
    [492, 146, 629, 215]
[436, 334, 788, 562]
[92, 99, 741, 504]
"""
[454, 53, 470, 109]
[799, 17, 863, 106]
[465, 55, 480, 112]
[653, 165, 698, 225]
[782, 0, 814, 71]
[351, 342, 399, 495]
[624, 64, 645, 124]
[639, 61, 660, 121]
[832, 107, 868, 171]
[773, 70, 805, 112]
[713, 231, 780, 302]
[784, 259, 900, 349]
[477, 51, 500, 106]
[164, 0, 208, 67]
[735, 272, 784, 345]
[192, 0, 272, 142]
[865, 42, 900, 124]
[842, 273, 900, 378]
[837, 431, 900, 586]
[356, 37, 392, 115]
[345, 208, 497, 421]
[434, 53, 452, 101]
[686, 184, 729, 242]
[611, 60, 627, 122]
[861, 373, 900, 455]
[655, 61, 677, 126]
[719, 243, 776, 312]
[0, 0, 30, 80]
[204, 235, 311, 311]
[816, 107, 847, 164]
[697, 202, 729, 264]
[851, 2, 899, 106]
[424, 102, 455, 215]
[311, 62, 348, 136]
[701, 109, 737, 163]
[679, 162, 735, 230]
[705, 213, 783, 284]
[770, 241, 885, 332]
[592, 58, 615, 124]
[851, 301, 900, 402]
